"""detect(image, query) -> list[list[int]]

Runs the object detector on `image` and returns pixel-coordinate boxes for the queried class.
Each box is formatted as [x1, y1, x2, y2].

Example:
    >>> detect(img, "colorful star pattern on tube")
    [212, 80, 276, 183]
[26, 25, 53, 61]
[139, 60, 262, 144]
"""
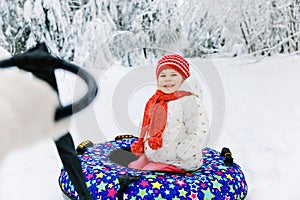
[59, 137, 248, 199]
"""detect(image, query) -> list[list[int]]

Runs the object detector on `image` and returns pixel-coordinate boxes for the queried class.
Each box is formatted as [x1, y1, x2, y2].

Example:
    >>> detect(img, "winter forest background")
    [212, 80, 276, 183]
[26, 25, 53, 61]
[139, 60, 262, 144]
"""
[1, 0, 300, 68]
[1, 1, 300, 199]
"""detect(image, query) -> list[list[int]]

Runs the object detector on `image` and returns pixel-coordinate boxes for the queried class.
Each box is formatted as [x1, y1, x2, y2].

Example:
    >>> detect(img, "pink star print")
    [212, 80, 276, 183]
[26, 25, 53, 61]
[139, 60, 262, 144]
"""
[201, 183, 207, 188]
[140, 180, 149, 188]
[107, 188, 117, 198]
[86, 174, 93, 179]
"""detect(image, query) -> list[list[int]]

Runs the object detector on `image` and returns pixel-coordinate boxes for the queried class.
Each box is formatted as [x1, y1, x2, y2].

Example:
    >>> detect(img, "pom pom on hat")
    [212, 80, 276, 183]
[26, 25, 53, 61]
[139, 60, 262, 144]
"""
[156, 54, 190, 79]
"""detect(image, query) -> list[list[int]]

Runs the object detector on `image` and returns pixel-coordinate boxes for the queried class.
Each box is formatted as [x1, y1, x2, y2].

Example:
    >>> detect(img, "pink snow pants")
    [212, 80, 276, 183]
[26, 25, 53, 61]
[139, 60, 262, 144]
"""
[128, 154, 185, 173]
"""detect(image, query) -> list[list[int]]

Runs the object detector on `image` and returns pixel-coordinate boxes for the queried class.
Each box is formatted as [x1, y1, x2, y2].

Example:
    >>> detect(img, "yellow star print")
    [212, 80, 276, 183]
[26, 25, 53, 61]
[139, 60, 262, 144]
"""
[226, 174, 234, 181]
[152, 182, 163, 189]
[96, 181, 107, 191]
[137, 189, 147, 198]
[179, 188, 187, 198]
[96, 172, 104, 178]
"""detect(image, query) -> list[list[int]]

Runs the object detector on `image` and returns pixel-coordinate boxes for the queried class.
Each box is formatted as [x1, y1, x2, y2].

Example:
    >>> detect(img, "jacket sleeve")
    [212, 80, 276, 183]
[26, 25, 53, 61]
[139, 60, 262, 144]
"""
[175, 94, 209, 160]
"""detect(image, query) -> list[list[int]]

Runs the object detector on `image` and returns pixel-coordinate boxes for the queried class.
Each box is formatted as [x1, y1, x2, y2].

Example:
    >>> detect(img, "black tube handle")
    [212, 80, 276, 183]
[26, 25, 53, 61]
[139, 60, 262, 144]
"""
[0, 43, 98, 121]
[221, 147, 234, 167]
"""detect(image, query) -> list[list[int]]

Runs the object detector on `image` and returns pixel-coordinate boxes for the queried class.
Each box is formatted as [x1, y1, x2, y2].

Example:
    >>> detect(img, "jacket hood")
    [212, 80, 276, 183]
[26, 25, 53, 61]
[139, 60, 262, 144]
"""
[179, 76, 203, 99]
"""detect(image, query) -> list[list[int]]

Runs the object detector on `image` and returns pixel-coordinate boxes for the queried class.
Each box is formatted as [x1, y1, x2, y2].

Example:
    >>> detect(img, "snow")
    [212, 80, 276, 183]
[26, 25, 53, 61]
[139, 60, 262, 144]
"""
[1, 47, 300, 199]
[213, 55, 300, 199]
[0, 46, 10, 60]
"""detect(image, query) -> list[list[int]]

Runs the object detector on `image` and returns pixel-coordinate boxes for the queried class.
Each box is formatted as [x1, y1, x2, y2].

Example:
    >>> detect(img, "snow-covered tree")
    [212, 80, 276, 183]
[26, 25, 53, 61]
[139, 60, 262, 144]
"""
[0, 0, 29, 54]
[183, 3, 225, 58]
[239, 0, 300, 56]
[1, 0, 300, 63]
[0, 0, 114, 68]
[63, 0, 114, 68]
[106, 0, 192, 67]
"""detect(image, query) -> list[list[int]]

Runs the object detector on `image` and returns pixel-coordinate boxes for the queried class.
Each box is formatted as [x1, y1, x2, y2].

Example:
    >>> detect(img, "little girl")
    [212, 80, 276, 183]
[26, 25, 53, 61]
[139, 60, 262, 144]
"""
[128, 54, 209, 172]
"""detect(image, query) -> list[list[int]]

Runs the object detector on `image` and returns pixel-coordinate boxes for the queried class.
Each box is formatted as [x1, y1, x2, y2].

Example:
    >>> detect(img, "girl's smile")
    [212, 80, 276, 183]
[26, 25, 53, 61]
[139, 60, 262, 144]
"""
[157, 68, 184, 93]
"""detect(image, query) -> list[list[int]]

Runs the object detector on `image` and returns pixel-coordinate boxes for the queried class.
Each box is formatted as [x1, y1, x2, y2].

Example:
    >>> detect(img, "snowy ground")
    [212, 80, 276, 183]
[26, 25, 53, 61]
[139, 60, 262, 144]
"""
[213, 55, 300, 199]
[1, 53, 300, 199]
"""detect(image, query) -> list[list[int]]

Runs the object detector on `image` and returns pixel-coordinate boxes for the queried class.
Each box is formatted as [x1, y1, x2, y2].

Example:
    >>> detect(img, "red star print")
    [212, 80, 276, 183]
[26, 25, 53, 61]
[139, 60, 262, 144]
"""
[86, 174, 93, 179]
[216, 171, 223, 175]
[107, 188, 117, 198]
[140, 180, 149, 188]
[229, 168, 234, 173]
[191, 193, 197, 199]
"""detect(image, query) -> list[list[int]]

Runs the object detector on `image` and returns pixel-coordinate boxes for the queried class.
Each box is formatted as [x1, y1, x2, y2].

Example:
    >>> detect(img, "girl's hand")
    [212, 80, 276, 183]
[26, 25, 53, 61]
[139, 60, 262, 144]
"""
[148, 137, 162, 150]
[131, 138, 144, 156]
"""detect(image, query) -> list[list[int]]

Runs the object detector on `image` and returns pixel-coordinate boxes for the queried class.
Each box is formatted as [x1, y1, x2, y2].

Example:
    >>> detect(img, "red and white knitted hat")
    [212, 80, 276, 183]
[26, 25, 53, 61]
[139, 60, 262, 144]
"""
[156, 54, 190, 79]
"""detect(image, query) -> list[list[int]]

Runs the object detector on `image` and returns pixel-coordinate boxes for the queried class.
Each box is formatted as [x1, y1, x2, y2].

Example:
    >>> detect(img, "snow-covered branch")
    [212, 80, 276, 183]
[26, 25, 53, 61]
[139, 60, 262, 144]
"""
[0, 0, 300, 62]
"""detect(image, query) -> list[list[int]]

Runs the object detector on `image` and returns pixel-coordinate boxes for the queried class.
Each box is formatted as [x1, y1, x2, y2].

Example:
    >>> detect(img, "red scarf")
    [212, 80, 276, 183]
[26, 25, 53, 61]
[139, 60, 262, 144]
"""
[131, 90, 191, 155]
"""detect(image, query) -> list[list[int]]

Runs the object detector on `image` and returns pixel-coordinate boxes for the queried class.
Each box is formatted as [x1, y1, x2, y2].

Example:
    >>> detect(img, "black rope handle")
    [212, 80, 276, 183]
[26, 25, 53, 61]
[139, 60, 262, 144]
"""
[0, 43, 98, 121]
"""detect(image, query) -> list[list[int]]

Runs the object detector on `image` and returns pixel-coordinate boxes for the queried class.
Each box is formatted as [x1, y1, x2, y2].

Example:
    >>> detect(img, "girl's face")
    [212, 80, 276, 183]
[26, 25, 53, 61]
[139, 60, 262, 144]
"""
[157, 68, 184, 94]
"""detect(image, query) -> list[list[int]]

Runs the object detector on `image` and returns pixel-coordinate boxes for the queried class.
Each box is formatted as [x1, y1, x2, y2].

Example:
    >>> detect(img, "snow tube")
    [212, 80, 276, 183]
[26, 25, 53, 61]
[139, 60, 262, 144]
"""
[59, 136, 248, 200]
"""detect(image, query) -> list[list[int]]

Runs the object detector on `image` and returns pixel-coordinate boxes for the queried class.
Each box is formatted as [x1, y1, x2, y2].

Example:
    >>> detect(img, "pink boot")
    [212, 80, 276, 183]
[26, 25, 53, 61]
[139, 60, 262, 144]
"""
[128, 154, 149, 169]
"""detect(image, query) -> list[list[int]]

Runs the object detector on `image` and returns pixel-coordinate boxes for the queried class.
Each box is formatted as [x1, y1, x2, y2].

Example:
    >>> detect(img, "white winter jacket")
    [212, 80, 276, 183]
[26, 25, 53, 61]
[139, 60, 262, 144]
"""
[144, 77, 209, 171]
